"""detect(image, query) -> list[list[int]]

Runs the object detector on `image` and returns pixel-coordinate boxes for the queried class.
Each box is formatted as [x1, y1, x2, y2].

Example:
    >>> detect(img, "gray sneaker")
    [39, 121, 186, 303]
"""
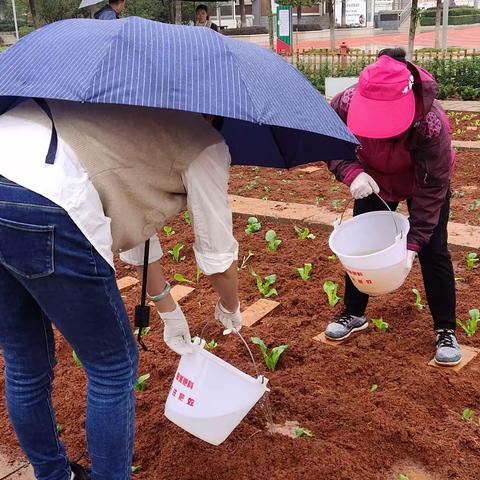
[325, 314, 368, 341]
[435, 329, 463, 366]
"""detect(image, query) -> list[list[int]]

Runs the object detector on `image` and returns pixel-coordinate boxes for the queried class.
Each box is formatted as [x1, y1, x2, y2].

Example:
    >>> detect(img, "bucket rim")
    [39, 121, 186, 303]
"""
[329, 210, 410, 260]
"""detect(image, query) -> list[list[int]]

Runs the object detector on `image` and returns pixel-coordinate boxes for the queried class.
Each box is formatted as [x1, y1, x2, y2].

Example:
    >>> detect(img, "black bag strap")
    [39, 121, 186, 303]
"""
[33, 98, 58, 165]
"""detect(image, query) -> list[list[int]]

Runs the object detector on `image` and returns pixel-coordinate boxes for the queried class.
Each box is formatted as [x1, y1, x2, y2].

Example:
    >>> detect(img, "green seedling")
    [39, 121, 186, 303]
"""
[244, 179, 258, 191]
[457, 309, 479, 337]
[168, 243, 185, 262]
[462, 408, 474, 422]
[327, 254, 337, 261]
[174, 273, 194, 284]
[265, 230, 282, 252]
[323, 280, 341, 307]
[412, 288, 424, 311]
[134, 374, 151, 392]
[452, 190, 465, 198]
[294, 427, 314, 438]
[240, 250, 255, 270]
[297, 263, 313, 281]
[372, 318, 389, 333]
[72, 351, 82, 368]
[399, 475, 409, 480]
[196, 268, 203, 282]
[370, 384, 378, 393]
[250, 269, 278, 298]
[294, 226, 315, 240]
[264, 185, 270, 193]
[467, 199, 480, 211]
[245, 216, 262, 234]
[163, 225, 175, 237]
[183, 210, 191, 225]
[134, 326, 151, 337]
[56, 424, 64, 434]
[466, 252, 479, 270]
[131, 466, 142, 474]
[204, 339, 218, 350]
[251, 337, 288, 372]
[332, 199, 344, 210]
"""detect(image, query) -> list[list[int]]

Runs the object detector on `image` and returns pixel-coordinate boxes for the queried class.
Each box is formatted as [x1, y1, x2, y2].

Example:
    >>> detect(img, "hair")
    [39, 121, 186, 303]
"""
[378, 47, 407, 64]
[196, 4, 209, 14]
[109, 0, 125, 4]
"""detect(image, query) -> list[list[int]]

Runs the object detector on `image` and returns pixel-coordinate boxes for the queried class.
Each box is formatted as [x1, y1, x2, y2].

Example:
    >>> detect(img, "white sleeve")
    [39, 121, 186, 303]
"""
[119, 234, 163, 266]
[182, 142, 239, 276]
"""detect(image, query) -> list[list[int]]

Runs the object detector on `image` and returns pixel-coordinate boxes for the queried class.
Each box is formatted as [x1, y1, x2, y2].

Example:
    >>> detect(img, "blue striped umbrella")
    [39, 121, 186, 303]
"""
[0, 17, 358, 167]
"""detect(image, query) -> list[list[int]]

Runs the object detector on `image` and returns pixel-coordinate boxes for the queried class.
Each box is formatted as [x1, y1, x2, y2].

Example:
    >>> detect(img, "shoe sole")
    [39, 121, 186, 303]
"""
[434, 357, 463, 367]
[324, 322, 368, 342]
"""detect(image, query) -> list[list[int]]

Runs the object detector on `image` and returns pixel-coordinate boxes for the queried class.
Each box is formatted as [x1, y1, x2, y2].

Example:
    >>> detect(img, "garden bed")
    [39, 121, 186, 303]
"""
[1, 213, 480, 479]
[448, 111, 480, 142]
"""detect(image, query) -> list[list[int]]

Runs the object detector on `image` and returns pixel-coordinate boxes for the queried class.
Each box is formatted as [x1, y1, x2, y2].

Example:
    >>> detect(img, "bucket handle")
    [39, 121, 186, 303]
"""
[335, 193, 402, 239]
[197, 321, 266, 385]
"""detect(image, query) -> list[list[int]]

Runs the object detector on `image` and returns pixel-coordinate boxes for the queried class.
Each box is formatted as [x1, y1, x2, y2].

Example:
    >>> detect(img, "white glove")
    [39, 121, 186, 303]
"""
[350, 173, 380, 200]
[215, 301, 243, 335]
[406, 250, 416, 270]
[159, 304, 193, 355]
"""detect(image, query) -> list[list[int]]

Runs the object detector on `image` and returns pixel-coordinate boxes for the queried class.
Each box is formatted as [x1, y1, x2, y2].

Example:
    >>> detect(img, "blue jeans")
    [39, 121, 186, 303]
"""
[0, 177, 138, 480]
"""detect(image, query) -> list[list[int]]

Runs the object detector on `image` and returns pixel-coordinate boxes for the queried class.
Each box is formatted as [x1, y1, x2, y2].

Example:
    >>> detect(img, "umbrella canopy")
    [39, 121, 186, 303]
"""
[79, 0, 104, 7]
[0, 17, 358, 167]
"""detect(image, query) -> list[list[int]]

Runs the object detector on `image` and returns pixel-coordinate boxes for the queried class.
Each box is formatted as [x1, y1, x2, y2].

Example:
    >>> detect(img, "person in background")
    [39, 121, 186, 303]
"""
[0, 99, 240, 479]
[94, 0, 126, 20]
[325, 47, 461, 366]
[195, 4, 219, 32]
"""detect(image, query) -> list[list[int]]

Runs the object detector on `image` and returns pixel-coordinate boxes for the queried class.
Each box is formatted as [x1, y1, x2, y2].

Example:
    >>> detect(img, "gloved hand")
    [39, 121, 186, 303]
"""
[350, 173, 380, 200]
[159, 303, 193, 355]
[215, 300, 243, 335]
[406, 250, 416, 270]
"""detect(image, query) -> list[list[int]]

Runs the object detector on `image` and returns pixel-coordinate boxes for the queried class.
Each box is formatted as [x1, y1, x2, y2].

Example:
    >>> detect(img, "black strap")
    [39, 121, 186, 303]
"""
[33, 98, 58, 165]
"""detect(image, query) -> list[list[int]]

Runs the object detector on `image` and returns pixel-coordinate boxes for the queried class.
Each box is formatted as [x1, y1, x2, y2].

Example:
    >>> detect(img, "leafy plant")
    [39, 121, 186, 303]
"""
[183, 210, 191, 225]
[56, 424, 64, 434]
[462, 408, 474, 422]
[240, 250, 254, 269]
[250, 269, 278, 298]
[327, 254, 337, 261]
[467, 199, 480, 211]
[72, 351, 82, 368]
[297, 263, 313, 281]
[399, 475, 409, 480]
[168, 243, 185, 262]
[412, 288, 424, 311]
[323, 281, 341, 307]
[251, 337, 288, 372]
[163, 225, 175, 237]
[294, 226, 315, 240]
[370, 384, 378, 393]
[372, 318, 389, 333]
[134, 374, 151, 392]
[294, 427, 314, 438]
[457, 309, 479, 337]
[134, 326, 151, 337]
[204, 339, 218, 350]
[131, 465, 143, 474]
[174, 273, 194, 284]
[332, 199, 345, 210]
[245, 216, 262, 234]
[466, 252, 479, 270]
[265, 230, 282, 251]
[196, 268, 203, 282]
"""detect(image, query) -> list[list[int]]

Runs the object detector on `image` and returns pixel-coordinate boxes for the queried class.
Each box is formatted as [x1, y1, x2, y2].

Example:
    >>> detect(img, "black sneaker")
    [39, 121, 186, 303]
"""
[70, 463, 91, 480]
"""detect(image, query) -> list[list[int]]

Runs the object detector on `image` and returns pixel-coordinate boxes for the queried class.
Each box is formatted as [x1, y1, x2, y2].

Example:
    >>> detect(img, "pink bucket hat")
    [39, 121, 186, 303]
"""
[347, 55, 415, 139]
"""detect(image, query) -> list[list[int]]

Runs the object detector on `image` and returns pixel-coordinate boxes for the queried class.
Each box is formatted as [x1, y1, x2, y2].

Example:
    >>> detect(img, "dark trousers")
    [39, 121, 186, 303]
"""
[344, 191, 456, 330]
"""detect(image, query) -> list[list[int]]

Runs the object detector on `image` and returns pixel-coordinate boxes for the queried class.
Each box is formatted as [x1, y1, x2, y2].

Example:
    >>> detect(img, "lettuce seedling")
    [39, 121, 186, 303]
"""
[457, 309, 479, 337]
[462, 408, 474, 422]
[466, 252, 479, 270]
[399, 475, 409, 480]
[370, 384, 378, 393]
[240, 250, 254, 269]
[72, 351, 82, 368]
[163, 226, 175, 237]
[134, 326, 151, 337]
[56, 424, 64, 434]
[323, 281, 341, 307]
[245, 216, 261, 234]
[168, 243, 185, 262]
[134, 374, 151, 392]
[297, 263, 312, 281]
[131, 466, 142, 474]
[250, 269, 278, 298]
[412, 288, 424, 311]
[372, 318, 389, 332]
[183, 210, 191, 225]
[327, 254, 337, 261]
[251, 337, 288, 372]
[294, 427, 314, 438]
[265, 230, 282, 252]
[294, 226, 315, 240]
[196, 268, 203, 282]
[174, 273, 194, 284]
[204, 339, 218, 350]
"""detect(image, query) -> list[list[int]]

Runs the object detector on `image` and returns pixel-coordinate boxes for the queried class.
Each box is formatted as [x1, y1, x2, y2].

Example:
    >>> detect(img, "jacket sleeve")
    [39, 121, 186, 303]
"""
[407, 109, 452, 252]
[327, 90, 364, 185]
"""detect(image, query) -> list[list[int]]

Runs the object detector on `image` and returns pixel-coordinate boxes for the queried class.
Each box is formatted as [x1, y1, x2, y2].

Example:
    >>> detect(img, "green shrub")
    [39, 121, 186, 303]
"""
[460, 86, 480, 101]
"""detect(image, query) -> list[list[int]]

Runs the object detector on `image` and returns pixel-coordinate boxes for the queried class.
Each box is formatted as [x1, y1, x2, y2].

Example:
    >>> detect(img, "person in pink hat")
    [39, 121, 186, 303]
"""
[325, 47, 461, 366]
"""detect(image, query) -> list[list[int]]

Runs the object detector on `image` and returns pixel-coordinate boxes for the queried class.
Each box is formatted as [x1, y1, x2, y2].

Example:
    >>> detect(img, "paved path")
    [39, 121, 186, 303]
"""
[440, 101, 480, 113]
[452, 140, 480, 149]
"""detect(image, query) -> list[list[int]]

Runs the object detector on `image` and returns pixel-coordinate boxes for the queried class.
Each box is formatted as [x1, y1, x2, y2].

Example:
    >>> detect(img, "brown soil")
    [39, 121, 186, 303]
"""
[1, 215, 480, 480]
[229, 149, 480, 226]
[448, 112, 480, 142]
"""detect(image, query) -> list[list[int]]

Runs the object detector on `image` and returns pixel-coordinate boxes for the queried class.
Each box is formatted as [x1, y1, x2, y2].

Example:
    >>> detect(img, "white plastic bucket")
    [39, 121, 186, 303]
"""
[329, 202, 410, 296]
[164, 338, 269, 446]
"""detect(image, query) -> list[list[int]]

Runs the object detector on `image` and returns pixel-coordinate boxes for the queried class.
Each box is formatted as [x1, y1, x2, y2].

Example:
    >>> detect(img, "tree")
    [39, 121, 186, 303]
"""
[407, 0, 419, 60]
[28, 0, 39, 27]
[267, 0, 274, 49]
[239, 0, 247, 27]
[434, 0, 442, 49]
[326, 0, 335, 50]
[36, 0, 79, 24]
[175, 0, 181, 23]
[341, 0, 346, 27]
